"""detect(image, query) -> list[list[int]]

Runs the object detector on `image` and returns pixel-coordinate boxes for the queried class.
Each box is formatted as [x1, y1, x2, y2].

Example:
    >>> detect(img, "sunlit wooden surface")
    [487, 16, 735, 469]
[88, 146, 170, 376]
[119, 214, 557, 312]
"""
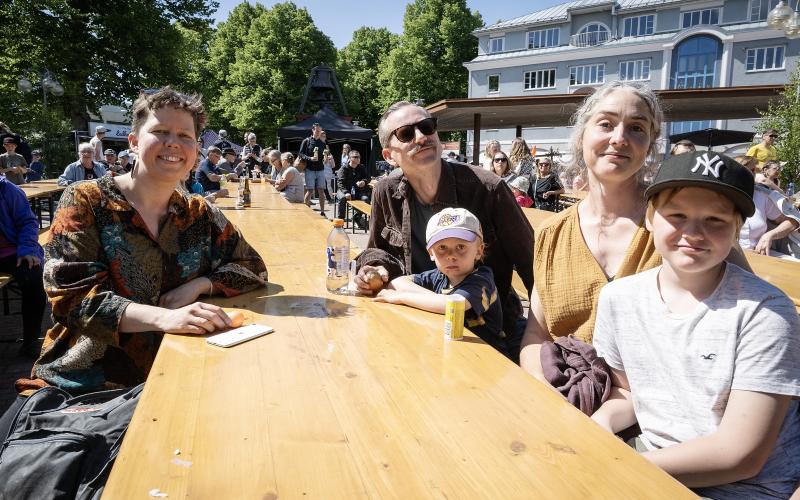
[103, 184, 693, 499]
[20, 183, 64, 200]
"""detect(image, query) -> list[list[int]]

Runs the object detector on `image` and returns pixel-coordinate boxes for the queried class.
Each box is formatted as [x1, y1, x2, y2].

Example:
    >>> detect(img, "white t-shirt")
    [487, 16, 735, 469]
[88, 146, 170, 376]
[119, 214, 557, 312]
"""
[740, 186, 782, 250]
[594, 264, 800, 498]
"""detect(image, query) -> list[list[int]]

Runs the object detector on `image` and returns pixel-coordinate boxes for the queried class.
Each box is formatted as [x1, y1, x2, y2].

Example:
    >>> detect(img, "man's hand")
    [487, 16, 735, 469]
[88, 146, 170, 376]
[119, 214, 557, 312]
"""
[159, 278, 208, 309]
[17, 255, 41, 268]
[345, 193, 352, 200]
[158, 302, 233, 334]
[354, 265, 389, 295]
[356, 180, 366, 188]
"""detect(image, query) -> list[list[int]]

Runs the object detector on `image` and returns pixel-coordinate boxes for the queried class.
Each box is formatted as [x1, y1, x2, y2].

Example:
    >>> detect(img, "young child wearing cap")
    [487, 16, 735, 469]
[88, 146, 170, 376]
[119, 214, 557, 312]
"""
[0, 137, 29, 185]
[508, 176, 533, 208]
[373, 207, 506, 356]
[590, 151, 800, 498]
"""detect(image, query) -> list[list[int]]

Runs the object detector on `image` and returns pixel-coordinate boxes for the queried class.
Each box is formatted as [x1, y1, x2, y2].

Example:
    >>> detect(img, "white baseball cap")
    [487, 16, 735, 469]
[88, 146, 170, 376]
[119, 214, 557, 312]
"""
[425, 207, 483, 249]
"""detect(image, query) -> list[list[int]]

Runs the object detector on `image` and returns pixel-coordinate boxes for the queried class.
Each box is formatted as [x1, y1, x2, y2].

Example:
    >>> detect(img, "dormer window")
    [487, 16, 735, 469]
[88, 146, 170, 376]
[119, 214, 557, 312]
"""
[571, 23, 610, 47]
[489, 37, 504, 53]
[623, 15, 654, 37]
[528, 27, 560, 49]
[681, 8, 720, 28]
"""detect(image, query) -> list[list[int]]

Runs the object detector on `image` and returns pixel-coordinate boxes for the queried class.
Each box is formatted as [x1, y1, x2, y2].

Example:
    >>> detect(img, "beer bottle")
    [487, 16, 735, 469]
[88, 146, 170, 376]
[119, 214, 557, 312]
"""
[243, 177, 252, 208]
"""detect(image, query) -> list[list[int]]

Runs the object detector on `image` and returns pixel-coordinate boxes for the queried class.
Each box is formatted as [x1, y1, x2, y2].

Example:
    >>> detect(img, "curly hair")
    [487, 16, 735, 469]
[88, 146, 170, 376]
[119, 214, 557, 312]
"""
[131, 86, 207, 138]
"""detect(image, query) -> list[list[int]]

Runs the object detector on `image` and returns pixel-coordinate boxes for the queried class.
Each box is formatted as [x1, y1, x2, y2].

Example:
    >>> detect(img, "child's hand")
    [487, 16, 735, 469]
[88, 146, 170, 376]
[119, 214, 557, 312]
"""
[372, 289, 403, 304]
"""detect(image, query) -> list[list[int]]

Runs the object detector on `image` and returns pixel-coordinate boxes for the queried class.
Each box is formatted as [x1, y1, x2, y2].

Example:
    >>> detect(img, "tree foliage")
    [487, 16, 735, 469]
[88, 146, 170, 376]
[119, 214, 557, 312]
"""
[380, 0, 483, 110]
[0, 0, 218, 133]
[755, 62, 800, 186]
[209, 2, 336, 145]
[336, 28, 399, 131]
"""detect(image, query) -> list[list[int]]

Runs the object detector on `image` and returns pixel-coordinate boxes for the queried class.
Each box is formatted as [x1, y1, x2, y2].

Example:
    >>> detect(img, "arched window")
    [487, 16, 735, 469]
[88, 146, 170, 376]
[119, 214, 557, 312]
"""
[670, 35, 722, 134]
[573, 23, 610, 47]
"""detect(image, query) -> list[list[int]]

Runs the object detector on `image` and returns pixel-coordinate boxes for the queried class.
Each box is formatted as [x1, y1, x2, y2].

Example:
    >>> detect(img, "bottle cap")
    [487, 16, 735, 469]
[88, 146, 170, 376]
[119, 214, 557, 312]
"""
[333, 218, 345, 227]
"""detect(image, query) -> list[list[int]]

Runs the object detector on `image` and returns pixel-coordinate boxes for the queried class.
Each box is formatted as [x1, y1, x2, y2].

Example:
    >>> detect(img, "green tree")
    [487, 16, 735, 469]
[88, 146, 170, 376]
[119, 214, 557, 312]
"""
[380, 0, 483, 110]
[755, 63, 800, 187]
[336, 27, 399, 131]
[0, 0, 218, 132]
[214, 2, 337, 144]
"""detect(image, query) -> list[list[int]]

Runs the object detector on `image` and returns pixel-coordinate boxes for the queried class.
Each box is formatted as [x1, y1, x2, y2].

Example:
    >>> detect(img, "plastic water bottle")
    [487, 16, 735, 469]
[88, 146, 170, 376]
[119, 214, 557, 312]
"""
[787, 182, 795, 197]
[326, 219, 350, 293]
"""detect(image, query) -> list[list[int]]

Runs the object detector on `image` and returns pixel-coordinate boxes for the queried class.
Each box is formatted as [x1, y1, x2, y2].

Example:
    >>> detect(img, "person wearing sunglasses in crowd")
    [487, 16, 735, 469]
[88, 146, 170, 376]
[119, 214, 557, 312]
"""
[746, 129, 779, 168]
[353, 101, 534, 362]
[490, 151, 517, 185]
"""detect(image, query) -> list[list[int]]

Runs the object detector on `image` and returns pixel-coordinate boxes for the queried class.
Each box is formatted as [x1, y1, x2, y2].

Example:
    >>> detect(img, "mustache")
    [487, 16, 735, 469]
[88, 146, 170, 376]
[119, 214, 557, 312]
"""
[408, 141, 436, 156]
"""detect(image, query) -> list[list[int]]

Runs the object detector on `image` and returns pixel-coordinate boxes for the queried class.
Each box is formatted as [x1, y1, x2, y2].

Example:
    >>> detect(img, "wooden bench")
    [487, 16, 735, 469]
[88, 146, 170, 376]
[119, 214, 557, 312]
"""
[346, 200, 371, 234]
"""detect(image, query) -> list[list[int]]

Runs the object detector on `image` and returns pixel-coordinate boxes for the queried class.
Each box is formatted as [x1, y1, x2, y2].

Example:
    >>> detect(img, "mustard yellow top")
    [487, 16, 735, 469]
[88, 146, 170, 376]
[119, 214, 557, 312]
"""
[534, 204, 661, 343]
[745, 143, 777, 165]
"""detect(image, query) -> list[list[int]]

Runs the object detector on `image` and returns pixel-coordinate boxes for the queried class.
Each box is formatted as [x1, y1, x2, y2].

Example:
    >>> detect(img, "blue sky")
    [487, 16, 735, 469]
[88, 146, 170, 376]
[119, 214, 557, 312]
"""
[214, 0, 565, 48]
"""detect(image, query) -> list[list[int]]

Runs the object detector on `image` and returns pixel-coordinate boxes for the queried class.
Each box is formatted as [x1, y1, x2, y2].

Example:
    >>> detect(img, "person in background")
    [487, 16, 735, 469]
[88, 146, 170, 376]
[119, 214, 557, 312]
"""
[58, 143, 107, 186]
[736, 156, 800, 257]
[670, 139, 695, 156]
[340, 143, 351, 169]
[241, 133, 261, 177]
[531, 157, 564, 212]
[481, 140, 501, 170]
[104, 149, 124, 175]
[0, 174, 47, 358]
[89, 126, 107, 162]
[592, 151, 800, 499]
[322, 132, 335, 203]
[195, 146, 228, 196]
[336, 149, 370, 227]
[0, 122, 33, 164]
[26, 150, 45, 182]
[490, 150, 516, 184]
[269, 152, 305, 203]
[756, 160, 784, 194]
[746, 128, 778, 167]
[509, 176, 533, 208]
[216, 148, 238, 177]
[118, 150, 132, 173]
[298, 123, 328, 215]
[213, 129, 233, 150]
[373, 207, 505, 355]
[509, 137, 535, 179]
[0, 137, 29, 185]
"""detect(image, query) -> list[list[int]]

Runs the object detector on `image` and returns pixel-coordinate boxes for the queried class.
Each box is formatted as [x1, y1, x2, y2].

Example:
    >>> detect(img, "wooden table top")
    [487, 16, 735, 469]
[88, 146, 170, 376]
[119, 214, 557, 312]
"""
[103, 183, 692, 499]
[20, 183, 65, 199]
[559, 190, 588, 201]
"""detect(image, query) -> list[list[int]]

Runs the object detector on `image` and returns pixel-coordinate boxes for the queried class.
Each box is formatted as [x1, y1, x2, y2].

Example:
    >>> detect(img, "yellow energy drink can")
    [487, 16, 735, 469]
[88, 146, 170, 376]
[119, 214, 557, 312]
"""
[444, 295, 465, 341]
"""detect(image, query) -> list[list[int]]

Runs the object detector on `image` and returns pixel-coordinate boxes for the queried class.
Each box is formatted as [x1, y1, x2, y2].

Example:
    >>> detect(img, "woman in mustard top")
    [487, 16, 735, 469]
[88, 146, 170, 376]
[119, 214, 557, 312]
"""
[519, 81, 665, 384]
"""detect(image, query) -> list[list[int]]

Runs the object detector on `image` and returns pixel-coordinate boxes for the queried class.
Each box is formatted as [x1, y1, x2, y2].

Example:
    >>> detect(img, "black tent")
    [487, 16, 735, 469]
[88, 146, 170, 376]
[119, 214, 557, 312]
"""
[277, 106, 375, 171]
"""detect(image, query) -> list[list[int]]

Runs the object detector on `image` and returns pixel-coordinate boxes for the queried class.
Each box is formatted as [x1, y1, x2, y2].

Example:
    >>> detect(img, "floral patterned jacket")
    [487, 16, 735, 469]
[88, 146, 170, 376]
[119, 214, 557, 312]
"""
[18, 176, 266, 394]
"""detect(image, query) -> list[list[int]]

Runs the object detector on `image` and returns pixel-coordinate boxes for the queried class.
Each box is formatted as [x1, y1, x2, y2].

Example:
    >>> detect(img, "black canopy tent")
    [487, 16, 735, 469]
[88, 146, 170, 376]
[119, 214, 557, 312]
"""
[277, 106, 375, 171]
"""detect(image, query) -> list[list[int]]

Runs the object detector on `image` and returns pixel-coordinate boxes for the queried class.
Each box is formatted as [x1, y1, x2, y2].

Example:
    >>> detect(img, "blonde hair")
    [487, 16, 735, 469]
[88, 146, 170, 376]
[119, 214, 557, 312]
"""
[734, 155, 757, 174]
[483, 140, 501, 160]
[567, 81, 663, 185]
[509, 137, 530, 166]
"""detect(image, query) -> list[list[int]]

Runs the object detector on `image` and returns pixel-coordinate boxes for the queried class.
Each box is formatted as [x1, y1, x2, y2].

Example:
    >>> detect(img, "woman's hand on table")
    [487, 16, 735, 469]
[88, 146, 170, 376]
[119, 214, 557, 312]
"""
[354, 265, 389, 295]
[159, 302, 233, 334]
[754, 232, 776, 256]
[159, 277, 211, 309]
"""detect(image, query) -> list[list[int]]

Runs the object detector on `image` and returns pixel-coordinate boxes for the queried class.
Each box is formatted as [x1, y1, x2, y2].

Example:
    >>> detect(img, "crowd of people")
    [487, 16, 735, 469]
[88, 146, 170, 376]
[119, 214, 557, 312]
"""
[0, 80, 799, 498]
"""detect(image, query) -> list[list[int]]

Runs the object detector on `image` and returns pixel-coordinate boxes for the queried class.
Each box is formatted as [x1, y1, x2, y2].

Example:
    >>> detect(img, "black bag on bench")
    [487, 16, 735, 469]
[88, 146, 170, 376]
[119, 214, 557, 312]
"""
[0, 384, 143, 500]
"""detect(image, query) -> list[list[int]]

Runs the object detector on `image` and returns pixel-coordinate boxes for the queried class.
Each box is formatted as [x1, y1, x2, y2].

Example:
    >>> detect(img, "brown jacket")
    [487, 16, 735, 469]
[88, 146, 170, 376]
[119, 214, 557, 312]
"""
[356, 159, 534, 338]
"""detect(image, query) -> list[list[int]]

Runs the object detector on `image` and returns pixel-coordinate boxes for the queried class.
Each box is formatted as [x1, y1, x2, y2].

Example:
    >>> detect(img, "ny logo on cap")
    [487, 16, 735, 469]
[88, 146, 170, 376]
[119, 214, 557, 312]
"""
[691, 153, 723, 178]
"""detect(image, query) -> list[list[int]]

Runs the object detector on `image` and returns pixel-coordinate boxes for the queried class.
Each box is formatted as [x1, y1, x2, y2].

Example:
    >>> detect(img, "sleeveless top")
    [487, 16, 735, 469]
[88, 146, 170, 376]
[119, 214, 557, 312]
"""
[534, 204, 661, 343]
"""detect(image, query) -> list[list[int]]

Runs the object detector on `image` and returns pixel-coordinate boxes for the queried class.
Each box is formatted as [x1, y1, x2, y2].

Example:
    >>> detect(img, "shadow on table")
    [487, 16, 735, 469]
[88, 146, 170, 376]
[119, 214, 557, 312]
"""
[225, 289, 355, 319]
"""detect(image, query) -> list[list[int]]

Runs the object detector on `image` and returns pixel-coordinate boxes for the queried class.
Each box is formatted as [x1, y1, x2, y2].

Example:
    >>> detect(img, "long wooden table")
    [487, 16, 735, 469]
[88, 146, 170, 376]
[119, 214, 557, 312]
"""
[20, 182, 65, 227]
[103, 184, 692, 498]
[522, 207, 800, 308]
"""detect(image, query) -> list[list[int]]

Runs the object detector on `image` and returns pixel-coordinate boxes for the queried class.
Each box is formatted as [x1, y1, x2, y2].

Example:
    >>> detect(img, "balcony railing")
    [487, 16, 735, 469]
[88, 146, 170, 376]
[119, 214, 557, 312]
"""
[569, 31, 610, 47]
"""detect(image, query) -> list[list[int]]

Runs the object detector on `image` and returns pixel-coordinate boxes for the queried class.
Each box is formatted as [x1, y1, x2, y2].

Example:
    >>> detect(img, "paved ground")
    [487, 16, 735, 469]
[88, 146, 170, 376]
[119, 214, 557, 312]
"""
[0, 298, 50, 416]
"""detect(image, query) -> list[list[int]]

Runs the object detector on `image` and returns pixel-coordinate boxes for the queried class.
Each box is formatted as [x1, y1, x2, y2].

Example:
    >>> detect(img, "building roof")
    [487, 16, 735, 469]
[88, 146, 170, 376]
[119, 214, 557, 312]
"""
[475, 0, 688, 34]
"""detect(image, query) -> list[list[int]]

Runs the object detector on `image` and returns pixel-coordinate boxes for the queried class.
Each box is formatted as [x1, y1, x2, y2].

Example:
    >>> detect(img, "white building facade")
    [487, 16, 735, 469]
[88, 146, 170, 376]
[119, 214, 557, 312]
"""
[465, 0, 798, 160]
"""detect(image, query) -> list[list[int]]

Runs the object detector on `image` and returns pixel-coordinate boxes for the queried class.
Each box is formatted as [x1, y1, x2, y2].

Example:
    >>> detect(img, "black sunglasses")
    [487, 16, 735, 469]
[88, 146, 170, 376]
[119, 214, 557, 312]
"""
[768, 134, 779, 138]
[493, 157, 507, 163]
[391, 117, 437, 143]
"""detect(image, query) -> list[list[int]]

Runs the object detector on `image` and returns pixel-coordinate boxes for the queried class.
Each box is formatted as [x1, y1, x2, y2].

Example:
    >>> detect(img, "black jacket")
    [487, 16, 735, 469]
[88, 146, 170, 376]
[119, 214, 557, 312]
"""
[336, 163, 369, 196]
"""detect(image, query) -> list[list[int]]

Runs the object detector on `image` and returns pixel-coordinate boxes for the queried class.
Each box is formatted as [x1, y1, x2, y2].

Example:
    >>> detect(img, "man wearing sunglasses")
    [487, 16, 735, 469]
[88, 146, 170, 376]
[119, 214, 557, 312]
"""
[354, 101, 534, 362]
[746, 128, 779, 167]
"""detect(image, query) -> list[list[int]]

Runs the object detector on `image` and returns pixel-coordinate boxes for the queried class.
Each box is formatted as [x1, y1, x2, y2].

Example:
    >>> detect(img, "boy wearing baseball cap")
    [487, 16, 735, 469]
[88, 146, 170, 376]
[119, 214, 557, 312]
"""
[374, 207, 507, 357]
[591, 151, 800, 498]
